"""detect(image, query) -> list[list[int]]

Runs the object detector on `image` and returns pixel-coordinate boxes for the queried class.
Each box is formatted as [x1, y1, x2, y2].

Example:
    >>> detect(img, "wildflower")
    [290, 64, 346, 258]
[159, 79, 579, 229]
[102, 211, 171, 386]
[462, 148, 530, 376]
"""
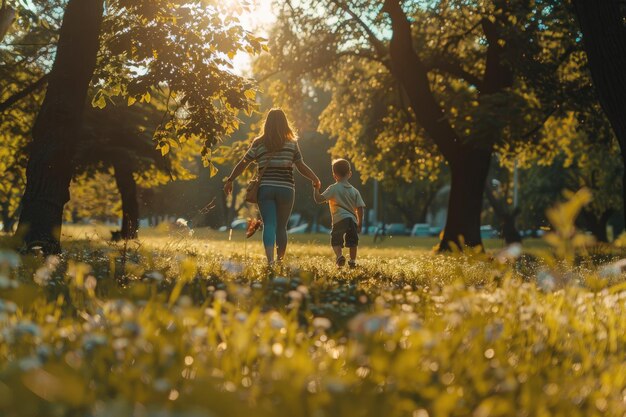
[0, 275, 17, 289]
[598, 259, 626, 278]
[145, 271, 164, 282]
[288, 290, 303, 303]
[214, 290, 227, 302]
[0, 250, 20, 268]
[153, 378, 171, 392]
[324, 378, 346, 393]
[82, 334, 107, 351]
[272, 343, 284, 356]
[495, 243, 523, 264]
[18, 356, 42, 371]
[0, 299, 17, 313]
[36, 344, 51, 361]
[14, 321, 41, 337]
[235, 312, 248, 323]
[85, 275, 97, 291]
[312, 317, 332, 331]
[268, 311, 286, 330]
[537, 270, 556, 292]
[177, 295, 193, 308]
[33, 255, 60, 286]
[221, 260, 244, 275]
[272, 276, 289, 285]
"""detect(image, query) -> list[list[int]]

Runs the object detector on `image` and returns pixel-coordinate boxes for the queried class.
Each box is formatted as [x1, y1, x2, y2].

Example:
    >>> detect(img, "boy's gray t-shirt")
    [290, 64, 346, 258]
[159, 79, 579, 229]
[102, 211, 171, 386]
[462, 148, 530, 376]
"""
[321, 180, 366, 225]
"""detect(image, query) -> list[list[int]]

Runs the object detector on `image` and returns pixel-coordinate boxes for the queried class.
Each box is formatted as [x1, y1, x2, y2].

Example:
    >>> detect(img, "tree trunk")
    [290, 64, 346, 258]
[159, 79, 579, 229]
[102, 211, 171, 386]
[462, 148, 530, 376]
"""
[113, 161, 139, 240]
[0, 5, 15, 42]
[15, 0, 104, 254]
[439, 147, 492, 251]
[582, 209, 611, 243]
[573, 0, 626, 225]
[484, 184, 522, 244]
[382, 0, 514, 251]
[1, 204, 13, 233]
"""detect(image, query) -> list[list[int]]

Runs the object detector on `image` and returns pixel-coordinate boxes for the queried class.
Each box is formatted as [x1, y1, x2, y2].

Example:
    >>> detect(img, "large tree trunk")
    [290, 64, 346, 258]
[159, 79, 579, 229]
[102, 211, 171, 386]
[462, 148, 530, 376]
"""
[0, 5, 15, 42]
[382, 0, 514, 251]
[484, 183, 522, 245]
[113, 161, 139, 240]
[582, 209, 612, 243]
[15, 0, 104, 254]
[573, 0, 626, 225]
[439, 147, 492, 250]
[1, 204, 14, 233]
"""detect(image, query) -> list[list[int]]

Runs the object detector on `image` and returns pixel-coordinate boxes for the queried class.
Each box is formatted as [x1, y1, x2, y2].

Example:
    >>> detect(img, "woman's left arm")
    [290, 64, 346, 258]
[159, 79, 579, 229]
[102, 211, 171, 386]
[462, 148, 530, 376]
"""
[224, 158, 251, 195]
[295, 160, 321, 188]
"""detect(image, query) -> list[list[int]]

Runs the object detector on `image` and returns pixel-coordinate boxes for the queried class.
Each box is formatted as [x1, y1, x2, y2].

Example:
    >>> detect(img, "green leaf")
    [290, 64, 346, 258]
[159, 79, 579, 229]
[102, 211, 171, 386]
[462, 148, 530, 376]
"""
[91, 93, 106, 109]
[244, 89, 256, 100]
[209, 162, 219, 178]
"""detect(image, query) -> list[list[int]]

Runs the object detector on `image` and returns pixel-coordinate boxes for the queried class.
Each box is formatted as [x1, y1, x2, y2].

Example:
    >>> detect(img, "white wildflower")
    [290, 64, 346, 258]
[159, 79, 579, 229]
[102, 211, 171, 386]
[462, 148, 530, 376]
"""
[312, 317, 332, 331]
[221, 260, 244, 275]
[598, 259, 626, 278]
[145, 271, 164, 282]
[0, 250, 20, 268]
[495, 243, 523, 264]
[268, 311, 286, 330]
[537, 270, 556, 292]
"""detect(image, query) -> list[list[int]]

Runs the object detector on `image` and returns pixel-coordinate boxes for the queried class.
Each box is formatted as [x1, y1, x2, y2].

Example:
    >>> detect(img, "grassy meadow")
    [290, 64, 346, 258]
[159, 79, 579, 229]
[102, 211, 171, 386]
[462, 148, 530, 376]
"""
[1, 221, 626, 417]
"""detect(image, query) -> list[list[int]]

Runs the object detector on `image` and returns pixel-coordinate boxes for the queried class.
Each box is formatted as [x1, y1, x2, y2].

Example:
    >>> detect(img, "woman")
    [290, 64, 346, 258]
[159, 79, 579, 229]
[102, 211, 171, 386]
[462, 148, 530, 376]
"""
[224, 109, 320, 264]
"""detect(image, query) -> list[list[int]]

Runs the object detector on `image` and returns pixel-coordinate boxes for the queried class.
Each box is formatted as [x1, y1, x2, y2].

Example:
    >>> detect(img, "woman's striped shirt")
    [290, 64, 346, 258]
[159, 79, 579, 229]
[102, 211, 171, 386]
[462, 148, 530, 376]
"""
[243, 139, 302, 190]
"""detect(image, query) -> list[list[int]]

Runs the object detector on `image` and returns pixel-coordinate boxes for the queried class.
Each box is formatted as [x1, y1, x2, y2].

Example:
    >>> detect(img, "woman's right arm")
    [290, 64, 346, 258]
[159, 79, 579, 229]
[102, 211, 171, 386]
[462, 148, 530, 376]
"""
[295, 160, 321, 189]
[223, 158, 251, 195]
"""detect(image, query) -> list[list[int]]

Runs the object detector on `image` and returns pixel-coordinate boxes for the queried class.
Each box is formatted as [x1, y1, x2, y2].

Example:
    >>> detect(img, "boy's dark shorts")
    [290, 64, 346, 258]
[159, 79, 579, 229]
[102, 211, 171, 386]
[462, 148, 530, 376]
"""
[331, 218, 359, 248]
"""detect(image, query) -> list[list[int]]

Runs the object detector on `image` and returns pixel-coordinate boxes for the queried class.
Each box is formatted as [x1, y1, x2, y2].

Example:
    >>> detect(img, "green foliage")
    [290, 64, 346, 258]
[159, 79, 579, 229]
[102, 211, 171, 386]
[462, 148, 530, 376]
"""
[94, 0, 266, 167]
[544, 188, 595, 265]
[257, 0, 578, 183]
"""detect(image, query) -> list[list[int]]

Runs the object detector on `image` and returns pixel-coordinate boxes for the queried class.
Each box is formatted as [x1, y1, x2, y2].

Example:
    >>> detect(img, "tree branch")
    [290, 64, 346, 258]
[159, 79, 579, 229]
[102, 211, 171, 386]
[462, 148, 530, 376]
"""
[518, 107, 558, 141]
[426, 56, 483, 89]
[330, 0, 388, 59]
[0, 73, 49, 113]
[381, 0, 459, 160]
[480, 16, 513, 93]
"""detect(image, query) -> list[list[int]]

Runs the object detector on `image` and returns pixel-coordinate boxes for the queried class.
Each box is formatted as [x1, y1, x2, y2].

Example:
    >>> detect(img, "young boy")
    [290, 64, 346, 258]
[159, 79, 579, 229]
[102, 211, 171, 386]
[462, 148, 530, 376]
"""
[314, 159, 366, 268]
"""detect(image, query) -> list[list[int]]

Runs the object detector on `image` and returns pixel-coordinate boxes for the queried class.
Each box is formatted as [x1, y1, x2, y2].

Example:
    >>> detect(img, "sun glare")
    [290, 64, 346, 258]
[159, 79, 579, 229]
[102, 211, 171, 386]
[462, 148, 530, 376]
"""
[229, 0, 276, 75]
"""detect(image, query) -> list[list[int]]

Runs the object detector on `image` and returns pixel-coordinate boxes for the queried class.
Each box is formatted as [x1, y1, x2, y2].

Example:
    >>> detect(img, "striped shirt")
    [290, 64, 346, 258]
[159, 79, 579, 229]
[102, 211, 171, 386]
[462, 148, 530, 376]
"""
[243, 139, 302, 190]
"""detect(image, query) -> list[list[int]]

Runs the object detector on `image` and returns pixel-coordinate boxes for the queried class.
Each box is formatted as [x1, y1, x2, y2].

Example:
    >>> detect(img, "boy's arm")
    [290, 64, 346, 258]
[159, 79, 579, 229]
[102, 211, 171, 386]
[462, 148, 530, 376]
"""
[313, 184, 327, 204]
[356, 207, 364, 233]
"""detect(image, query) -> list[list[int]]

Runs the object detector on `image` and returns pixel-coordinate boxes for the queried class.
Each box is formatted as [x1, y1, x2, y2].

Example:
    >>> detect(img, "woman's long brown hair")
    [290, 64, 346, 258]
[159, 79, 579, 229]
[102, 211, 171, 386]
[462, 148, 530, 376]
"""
[257, 108, 296, 151]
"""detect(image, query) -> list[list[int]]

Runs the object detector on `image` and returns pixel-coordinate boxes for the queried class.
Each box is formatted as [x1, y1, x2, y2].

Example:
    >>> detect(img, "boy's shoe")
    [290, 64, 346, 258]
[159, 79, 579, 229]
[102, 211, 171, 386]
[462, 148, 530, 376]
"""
[348, 260, 357, 269]
[336, 255, 346, 267]
[246, 219, 263, 238]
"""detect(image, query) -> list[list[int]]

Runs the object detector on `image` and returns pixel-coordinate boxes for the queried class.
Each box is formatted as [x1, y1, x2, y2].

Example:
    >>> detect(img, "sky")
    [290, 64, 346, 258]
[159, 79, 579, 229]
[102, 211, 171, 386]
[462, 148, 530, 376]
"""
[231, 0, 276, 75]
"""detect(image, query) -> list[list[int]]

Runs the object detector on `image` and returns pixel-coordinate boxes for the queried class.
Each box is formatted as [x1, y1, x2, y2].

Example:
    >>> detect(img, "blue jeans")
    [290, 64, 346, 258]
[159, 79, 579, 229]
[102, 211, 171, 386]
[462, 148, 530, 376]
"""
[258, 186, 295, 259]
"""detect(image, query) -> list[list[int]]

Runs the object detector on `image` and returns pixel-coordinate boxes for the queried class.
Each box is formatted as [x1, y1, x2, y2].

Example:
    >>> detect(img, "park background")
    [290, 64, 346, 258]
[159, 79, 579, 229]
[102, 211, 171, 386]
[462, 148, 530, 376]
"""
[2, 0, 625, 249]
[4, 1, 626, 417]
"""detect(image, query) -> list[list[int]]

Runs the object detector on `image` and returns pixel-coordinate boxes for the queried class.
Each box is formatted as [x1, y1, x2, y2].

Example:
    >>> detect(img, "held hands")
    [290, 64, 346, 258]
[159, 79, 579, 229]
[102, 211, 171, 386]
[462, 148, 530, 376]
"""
[312, 178, 321, 190]
[223, 179, 233, 195]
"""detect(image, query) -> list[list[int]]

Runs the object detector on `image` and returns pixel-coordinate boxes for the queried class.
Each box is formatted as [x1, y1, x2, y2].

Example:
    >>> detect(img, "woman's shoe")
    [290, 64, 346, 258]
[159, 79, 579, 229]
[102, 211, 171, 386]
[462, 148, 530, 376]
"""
[348, 260, 357, 269]
[246, 219, 263, 238]
[336, 255, 346, 267]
